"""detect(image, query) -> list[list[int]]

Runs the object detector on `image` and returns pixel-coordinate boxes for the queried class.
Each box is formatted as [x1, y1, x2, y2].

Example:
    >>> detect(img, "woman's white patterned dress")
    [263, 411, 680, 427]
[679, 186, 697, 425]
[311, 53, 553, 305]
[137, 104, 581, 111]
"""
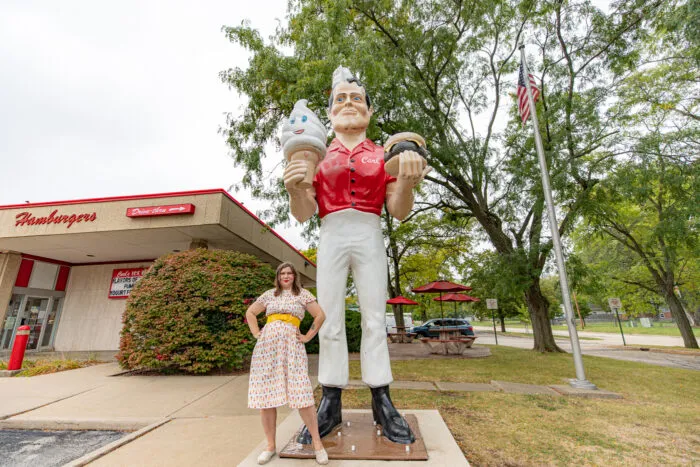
[247, 288, 317, 409]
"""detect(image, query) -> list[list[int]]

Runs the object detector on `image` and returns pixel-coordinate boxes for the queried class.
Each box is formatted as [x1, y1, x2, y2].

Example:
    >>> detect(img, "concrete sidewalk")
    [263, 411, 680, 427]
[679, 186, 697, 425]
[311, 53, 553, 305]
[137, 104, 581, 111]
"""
[0, 363, 294, 465]
[0, 357, 627, 466]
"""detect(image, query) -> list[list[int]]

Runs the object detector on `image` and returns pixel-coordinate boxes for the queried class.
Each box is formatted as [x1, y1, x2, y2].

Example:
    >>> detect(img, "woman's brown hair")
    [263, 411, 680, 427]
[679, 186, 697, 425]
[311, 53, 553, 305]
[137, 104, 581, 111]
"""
[274, 262, 302, 296]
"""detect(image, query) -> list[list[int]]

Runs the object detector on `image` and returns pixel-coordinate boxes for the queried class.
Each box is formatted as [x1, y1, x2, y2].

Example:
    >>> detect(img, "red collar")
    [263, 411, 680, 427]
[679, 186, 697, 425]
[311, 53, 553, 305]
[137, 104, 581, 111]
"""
[327, 138, 380, 154]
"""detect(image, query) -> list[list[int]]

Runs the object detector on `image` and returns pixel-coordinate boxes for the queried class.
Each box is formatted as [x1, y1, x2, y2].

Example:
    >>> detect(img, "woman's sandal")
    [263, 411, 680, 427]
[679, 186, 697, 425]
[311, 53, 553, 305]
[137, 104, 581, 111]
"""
[257, 450, 276, 465]
[314, 448, 329, 465]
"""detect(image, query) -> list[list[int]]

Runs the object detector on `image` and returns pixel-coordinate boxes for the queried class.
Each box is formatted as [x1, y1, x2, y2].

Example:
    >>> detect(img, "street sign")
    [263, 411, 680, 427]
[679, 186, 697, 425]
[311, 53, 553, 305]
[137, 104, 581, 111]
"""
[486, 299, 498, 310]
[608, 297, 626, 346]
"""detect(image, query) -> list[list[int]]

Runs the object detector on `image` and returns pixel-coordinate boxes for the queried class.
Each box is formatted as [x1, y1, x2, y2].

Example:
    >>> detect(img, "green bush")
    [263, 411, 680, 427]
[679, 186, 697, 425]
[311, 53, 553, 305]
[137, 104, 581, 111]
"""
[117, 249, 274, 374]
[300, 309, 362, 354]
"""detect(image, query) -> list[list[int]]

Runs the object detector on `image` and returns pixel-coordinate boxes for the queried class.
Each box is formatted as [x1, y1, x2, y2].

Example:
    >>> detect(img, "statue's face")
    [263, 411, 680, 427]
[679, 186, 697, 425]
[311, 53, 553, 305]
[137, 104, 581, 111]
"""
[329, 81, 372, 134]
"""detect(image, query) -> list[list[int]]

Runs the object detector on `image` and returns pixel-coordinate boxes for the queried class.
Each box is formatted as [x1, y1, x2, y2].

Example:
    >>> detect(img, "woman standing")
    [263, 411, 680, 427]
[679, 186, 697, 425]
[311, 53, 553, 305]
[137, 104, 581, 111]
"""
[246, 262, 328, 465]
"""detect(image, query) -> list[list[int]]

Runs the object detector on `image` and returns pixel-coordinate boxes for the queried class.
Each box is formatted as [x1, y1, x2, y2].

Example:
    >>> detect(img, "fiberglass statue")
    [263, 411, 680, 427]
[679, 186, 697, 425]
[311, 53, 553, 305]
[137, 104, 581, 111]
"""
[282, 66, 430, 445]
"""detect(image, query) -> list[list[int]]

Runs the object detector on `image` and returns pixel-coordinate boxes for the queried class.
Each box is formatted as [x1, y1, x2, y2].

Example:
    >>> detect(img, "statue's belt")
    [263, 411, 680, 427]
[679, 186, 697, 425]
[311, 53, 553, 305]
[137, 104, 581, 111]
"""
[267, 313, 301, 328]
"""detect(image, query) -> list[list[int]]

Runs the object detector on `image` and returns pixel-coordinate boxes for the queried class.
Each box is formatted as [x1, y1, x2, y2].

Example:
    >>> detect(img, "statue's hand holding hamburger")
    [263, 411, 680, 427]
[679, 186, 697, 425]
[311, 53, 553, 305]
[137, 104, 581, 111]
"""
[384, 132, 431, 187]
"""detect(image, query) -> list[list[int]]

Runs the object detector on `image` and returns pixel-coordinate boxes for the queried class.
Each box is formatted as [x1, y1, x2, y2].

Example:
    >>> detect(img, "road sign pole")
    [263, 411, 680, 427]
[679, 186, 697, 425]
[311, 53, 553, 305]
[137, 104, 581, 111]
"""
[491, 310, 499, 345]
[487, 299, 499, 345]
[614, 308, 626, 346]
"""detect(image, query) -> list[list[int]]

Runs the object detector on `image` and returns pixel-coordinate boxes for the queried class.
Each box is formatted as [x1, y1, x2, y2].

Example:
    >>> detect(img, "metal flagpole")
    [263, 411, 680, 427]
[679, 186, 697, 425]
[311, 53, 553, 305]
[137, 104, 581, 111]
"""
[519, 44, 596, 390]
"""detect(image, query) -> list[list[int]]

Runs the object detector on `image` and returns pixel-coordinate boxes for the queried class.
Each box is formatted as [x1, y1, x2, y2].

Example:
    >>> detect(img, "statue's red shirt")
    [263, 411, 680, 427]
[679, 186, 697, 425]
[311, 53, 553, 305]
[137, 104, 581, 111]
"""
[313, 138, 396, 219]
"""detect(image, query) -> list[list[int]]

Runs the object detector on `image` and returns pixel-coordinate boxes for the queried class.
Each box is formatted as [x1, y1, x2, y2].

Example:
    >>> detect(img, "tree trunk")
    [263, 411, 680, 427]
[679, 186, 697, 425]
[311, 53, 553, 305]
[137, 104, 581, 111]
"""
[499, 312, 506, 332]
[664, 289, 699, 349]
[524, 281, 563, 352]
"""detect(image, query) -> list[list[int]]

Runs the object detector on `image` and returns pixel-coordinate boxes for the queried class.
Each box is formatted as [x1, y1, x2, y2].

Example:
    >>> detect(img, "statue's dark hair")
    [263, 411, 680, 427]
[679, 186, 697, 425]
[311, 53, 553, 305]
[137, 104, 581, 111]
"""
[328, 77, 372, 109]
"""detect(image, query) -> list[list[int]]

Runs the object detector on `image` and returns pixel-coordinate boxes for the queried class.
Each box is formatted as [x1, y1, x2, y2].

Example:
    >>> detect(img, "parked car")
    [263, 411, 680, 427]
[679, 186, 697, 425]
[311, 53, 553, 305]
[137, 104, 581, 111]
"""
[411, 318, 475, 338]
[385, 314, 414, 333]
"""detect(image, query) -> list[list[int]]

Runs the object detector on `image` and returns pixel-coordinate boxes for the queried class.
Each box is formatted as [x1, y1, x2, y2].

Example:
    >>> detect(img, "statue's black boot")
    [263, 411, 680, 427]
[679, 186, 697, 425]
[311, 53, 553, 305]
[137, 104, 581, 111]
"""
[296, 386, 343, 444]
[370, 385, 415, 444]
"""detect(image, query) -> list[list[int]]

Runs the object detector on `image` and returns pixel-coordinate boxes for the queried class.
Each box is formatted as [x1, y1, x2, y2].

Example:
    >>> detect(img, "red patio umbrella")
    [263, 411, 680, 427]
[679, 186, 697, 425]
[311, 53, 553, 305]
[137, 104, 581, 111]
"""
[386, 295, 420, 333]
[412, 280, 472, 318]
[386, 296, 420, 306]
[433, 293, 480, 317]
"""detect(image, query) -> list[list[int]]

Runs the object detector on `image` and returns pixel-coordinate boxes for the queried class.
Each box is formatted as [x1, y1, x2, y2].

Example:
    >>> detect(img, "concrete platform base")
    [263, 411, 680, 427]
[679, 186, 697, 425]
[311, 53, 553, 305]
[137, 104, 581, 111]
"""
[280, 412, 428, 461]
[238, 409, 468, 466]
[0, 369, 21, 377]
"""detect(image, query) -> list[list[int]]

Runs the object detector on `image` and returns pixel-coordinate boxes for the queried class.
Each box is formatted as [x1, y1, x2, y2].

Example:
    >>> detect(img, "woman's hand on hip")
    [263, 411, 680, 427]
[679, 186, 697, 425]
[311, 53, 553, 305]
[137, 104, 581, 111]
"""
[296, 329, 312, 344]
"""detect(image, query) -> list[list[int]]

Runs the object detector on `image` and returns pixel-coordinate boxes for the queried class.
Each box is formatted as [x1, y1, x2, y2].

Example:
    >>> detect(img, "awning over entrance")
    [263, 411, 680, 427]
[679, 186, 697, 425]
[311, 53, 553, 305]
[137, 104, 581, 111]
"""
[0, 189, 315, 285]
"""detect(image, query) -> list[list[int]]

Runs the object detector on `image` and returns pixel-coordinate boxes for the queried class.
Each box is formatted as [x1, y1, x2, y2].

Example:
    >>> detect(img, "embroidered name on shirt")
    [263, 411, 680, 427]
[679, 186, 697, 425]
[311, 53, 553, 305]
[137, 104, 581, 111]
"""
[361, 156, 380, 164]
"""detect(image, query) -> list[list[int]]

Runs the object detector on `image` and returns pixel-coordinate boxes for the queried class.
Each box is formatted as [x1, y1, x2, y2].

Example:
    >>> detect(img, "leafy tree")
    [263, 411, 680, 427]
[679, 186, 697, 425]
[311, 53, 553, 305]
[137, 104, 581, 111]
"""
[463, 250, 528, 331]
[582, 145, 698, 347]
[579, 0, 699, 348]
[385, 211, 471, 328]
[575, 233, 674, 317]
[221, 0, 661, 351]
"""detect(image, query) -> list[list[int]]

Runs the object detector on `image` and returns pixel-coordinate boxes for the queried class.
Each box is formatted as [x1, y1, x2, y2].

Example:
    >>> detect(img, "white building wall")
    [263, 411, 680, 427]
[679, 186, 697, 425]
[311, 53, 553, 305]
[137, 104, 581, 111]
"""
[53, 261, 152, 351]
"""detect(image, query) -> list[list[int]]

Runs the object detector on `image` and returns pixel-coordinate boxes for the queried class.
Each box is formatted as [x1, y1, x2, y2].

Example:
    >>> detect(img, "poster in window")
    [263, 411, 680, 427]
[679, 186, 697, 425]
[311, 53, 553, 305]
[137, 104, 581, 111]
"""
[109, 268, 146, 299]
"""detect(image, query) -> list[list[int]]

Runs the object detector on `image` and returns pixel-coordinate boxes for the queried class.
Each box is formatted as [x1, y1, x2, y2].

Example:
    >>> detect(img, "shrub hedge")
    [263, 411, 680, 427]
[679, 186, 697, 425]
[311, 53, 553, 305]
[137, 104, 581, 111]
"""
[117, 249, 274, 374]
[300, 309, 362, 354]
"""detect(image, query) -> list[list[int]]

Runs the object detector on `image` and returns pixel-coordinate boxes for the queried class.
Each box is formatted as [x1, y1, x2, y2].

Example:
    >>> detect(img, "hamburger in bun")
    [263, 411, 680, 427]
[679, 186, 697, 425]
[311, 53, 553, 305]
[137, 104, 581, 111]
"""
[384, 132, 428, 177]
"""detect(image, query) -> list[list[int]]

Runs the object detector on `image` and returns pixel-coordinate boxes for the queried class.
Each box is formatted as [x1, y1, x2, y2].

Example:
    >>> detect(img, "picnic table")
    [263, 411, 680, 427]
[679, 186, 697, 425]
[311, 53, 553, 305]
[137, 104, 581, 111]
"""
[420, 327, 477, 355]
[387, 325, 416, 343]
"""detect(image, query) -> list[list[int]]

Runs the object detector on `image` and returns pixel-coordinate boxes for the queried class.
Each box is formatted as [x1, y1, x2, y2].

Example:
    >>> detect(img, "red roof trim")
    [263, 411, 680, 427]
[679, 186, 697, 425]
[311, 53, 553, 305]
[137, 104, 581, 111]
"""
[0, 189, 225, 210]
[1, 189, 315, 267]
[21, 253, 73, 267]
[72, 259, 156, 267]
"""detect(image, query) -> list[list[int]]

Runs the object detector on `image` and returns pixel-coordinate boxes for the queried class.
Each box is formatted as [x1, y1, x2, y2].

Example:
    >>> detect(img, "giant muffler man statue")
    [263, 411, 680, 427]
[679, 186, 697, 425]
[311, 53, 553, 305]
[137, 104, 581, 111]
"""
[282, 66, 430, 444]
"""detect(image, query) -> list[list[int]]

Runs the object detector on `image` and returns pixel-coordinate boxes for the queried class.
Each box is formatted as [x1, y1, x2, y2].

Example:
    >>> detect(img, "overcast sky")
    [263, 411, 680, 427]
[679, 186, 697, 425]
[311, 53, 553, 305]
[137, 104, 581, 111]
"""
[0, 0, 307, 244]
[1, 1, 610, 252]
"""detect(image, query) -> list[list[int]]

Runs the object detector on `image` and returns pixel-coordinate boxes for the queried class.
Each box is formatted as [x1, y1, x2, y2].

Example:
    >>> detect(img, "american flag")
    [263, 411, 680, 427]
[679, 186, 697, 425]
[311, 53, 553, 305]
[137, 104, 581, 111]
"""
[517, 63, 540, 124]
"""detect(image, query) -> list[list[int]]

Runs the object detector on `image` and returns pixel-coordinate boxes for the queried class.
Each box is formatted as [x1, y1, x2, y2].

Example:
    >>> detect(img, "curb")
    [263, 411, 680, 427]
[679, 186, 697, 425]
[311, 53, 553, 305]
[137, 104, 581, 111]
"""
[0, 417, 161, 431]
[64, 418, 171, 467]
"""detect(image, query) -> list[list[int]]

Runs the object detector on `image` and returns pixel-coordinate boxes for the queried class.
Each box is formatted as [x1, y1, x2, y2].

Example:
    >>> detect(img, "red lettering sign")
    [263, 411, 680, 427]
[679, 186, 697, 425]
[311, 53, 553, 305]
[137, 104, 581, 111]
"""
[109, 268, 146, 299]
[126, 204, 196, 218]
[15, 210, 97, 229]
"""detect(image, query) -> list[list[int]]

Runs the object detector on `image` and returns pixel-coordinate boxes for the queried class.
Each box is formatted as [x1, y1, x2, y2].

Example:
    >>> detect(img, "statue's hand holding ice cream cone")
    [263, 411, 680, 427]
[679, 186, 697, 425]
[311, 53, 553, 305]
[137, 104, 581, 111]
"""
[282, 100, 327, 191]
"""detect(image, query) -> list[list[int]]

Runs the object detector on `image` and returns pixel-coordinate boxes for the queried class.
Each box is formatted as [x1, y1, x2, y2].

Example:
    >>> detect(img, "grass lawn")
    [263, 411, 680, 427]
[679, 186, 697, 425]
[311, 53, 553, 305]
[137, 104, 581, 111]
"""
[473, 320, 700, 337]
[334, 346, 700, 466]
[0, 358, 102, 376]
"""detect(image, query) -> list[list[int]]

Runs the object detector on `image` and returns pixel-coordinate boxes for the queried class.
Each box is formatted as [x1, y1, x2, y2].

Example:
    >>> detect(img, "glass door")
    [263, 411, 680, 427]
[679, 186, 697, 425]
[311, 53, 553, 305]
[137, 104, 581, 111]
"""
[40, 298, 62, 349]
[23, 297, 51, 351]
[1, 294, 24, 349]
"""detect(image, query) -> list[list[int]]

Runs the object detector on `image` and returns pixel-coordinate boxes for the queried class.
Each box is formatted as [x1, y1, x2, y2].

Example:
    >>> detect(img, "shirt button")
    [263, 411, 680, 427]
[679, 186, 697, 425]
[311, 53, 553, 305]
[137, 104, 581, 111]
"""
[350, 167, 356, 172]
[351, 178, 356, 183]
[351, 190, 356, 195]
[351, 202, 356, 207]
[350, 158, 355, 163]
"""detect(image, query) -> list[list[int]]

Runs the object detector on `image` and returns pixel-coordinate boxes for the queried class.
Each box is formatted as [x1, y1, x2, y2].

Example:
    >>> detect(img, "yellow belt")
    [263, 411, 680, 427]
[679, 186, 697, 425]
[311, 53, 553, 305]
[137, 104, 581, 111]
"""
[267, 313, 301, 328]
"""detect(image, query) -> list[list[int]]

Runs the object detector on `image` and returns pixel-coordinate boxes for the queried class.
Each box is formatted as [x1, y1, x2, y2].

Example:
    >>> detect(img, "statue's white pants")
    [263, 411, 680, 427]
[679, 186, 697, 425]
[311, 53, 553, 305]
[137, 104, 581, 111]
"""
[316, 209, 392, 388]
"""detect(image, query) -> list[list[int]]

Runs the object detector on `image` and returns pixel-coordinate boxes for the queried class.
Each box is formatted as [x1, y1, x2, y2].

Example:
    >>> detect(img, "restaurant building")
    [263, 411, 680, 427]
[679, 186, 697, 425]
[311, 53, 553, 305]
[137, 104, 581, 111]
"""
[0, 189, 315, 353]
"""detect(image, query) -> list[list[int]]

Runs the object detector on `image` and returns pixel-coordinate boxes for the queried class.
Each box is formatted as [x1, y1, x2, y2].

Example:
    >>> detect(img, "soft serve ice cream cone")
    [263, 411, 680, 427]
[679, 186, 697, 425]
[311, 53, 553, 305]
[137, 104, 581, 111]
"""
[281, 100, 327, 189]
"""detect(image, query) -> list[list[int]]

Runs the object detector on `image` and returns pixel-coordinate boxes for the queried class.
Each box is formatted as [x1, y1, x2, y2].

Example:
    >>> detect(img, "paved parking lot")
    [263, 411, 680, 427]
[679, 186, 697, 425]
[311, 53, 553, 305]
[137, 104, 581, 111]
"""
[0, 429, 124, 466]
